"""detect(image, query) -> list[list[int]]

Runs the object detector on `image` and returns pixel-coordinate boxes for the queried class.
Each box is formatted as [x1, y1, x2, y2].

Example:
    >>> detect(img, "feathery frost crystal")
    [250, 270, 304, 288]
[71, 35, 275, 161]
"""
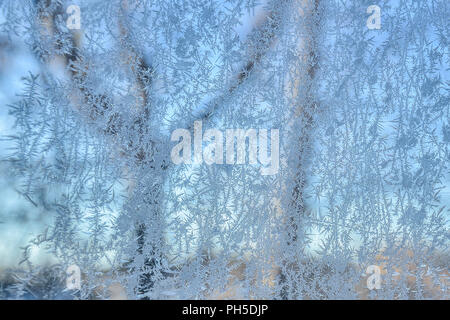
[0, 0, 448, 299]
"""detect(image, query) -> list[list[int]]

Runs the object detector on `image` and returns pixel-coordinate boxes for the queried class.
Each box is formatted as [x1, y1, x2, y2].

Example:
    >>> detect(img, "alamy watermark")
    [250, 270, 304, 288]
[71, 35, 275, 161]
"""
[366, 5, 381, 30]
[366, 265, 381, 290]
[66, 4, 81, 30]
[170, 121, 280, 175]
[66, 264, 81, 290]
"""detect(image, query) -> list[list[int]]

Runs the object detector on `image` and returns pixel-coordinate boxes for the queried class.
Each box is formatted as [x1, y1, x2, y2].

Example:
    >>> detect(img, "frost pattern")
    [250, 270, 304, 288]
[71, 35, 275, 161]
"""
[0, 0, 448, 299]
